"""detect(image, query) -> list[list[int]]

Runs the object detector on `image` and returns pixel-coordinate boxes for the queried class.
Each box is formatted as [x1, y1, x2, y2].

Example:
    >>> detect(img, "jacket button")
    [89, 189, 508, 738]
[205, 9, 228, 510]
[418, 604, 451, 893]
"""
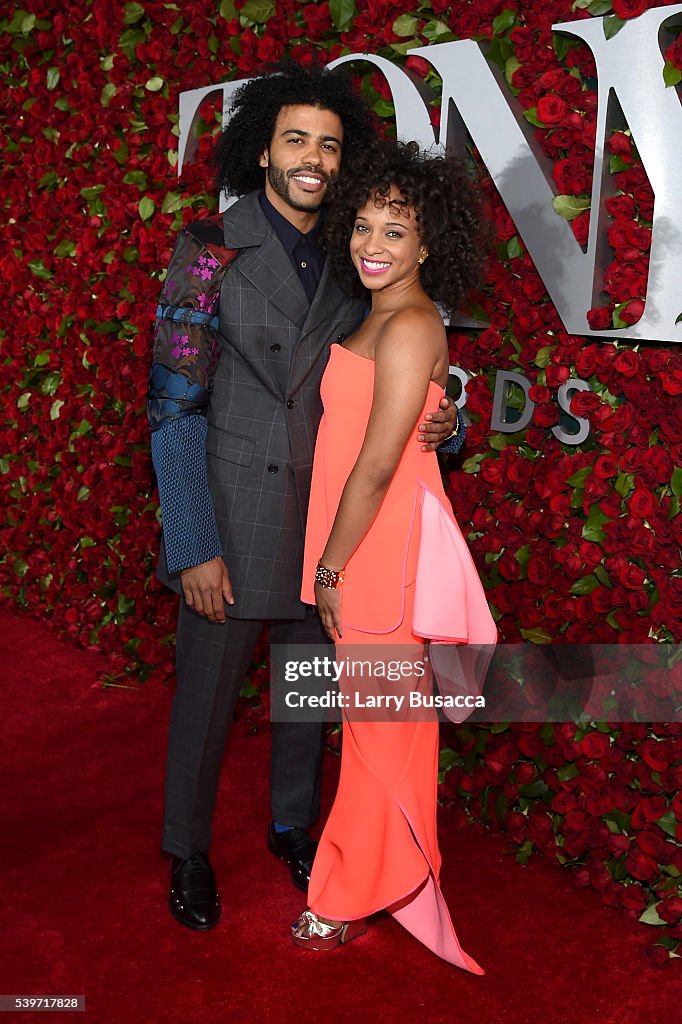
[268, 464, 278, 474]
[336, 334, 346, 343]
[287, 399, 295, 409]
[270, 343, 281, 352]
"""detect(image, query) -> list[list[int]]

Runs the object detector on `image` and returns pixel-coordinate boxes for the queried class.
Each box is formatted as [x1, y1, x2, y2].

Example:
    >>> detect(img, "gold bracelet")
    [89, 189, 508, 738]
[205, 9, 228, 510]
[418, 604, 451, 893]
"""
[315, 560, 345, 589]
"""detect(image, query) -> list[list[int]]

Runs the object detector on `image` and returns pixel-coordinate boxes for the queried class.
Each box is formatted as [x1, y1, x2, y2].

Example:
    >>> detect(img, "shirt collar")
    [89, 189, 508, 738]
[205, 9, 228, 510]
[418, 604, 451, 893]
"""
[259, 190, 322, 255]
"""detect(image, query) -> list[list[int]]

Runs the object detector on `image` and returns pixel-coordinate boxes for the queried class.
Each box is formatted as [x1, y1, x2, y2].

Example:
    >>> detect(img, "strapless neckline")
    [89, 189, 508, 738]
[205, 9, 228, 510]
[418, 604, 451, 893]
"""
[333, 344, 446, 395]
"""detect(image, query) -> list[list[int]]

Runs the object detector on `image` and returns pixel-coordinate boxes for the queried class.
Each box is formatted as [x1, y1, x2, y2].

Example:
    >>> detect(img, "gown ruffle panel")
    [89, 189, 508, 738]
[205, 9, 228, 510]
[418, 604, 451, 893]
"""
[301, 344, 495, 972]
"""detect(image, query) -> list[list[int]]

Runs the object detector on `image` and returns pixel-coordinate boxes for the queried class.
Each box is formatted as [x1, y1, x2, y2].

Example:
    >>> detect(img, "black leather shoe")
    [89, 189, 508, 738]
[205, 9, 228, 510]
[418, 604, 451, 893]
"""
[169, 853, 221, 930]
[267, 824, 317, 894]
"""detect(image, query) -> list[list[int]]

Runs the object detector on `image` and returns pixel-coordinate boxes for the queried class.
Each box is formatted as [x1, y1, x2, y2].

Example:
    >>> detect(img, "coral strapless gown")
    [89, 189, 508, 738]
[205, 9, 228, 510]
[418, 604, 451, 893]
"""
[301, 344, 496, 972]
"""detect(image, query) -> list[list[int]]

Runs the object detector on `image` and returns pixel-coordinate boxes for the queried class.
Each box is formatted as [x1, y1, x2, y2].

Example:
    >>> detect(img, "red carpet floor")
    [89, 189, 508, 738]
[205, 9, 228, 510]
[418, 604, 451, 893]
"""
[0, 606, 676, 1024]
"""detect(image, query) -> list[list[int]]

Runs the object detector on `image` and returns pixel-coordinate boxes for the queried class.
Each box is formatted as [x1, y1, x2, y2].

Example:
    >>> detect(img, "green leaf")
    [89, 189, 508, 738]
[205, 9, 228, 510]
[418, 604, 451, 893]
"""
[582, 505, 609, 543]
[77, 485, 90, 502]
[389, 41, 420, 55]
[50, 399, 64, 420]
[534, 345, 554, 368]
[138, 196, 155, 220]
[516, 839, 534, 865]
[28, 259, 53, 280]
[557, 763, 579, 782]
[567, 466, 591, 487]
[462, 452, 486, 474]
[570, 574, 600, 595]
[519, 627, 552, 644]
[490, 722, 511, 734]
[100, 54, 115, 71]
[603, 14, 625, 40]
[241, 0, 276, 23]
[615, 472, 634, 498]
[522, 107, 547, 128]
[75, 419, 92, 435]
[593, 564, 611, 587]
[145, 76, 164, 92]
[438, 746, 459, 772]
[101, 83, 117, 108]
[506, 235, 523, 259]
[8, 10, 36, 34]
[17, 392, 31, 411]
[492, 9, 516, 35]
[373, 98, 396, 119]
[161, 191, 183, 214]
[656, 810, 679, 837]
[671, 466, 682, 499]
[514, 544, 530, 567]
[123, 170, 148, 187]
[34, 351, 50, 367]
[124, 2, 145, 24]
[609, 155, 630, 174]
[505, 55, 521, 87]
[553, 32, 576, 61]
[586, 0, 613, 15]
[54, 239, 76, 258]
[639, 902, 666, 927]
[488, 434, 507, 451]
[41, 371, 61, 396]
[393, 13, 418, 37]
[219, 0, 237, 18]
[552, 194, 591, 221]
[46, 67, 60, 90]
[422, 19, 453, 41]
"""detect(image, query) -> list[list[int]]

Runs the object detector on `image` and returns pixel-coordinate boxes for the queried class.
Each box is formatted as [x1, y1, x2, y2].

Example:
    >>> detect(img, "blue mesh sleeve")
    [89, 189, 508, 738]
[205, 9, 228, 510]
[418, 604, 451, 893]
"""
[437, 409, 467, 456]
[151, 416, 223, 573]
[147, 219, 238, 573]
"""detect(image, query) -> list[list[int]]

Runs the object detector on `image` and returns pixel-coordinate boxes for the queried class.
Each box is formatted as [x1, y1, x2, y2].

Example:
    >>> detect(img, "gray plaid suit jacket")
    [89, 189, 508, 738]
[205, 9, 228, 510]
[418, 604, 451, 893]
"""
[155, 191, 366, 619]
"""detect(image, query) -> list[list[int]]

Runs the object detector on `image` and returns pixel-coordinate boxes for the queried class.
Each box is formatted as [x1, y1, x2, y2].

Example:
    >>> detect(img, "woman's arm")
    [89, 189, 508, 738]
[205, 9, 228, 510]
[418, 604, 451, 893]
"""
[316, 310, 444, 638]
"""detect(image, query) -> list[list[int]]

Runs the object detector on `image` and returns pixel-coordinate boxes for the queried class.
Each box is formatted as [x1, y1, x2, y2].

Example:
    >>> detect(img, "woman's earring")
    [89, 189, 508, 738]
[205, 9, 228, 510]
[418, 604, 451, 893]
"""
[417, 251, 428, 265]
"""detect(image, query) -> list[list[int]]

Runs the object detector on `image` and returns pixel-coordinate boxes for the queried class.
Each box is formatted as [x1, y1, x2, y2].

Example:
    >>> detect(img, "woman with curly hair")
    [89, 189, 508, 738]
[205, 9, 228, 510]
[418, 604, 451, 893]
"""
[292, 141, 497, 969]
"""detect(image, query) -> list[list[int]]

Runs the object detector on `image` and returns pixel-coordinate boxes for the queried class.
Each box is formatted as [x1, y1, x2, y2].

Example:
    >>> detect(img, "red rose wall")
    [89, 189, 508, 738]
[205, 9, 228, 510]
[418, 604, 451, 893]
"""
[1, 0, 681, 957]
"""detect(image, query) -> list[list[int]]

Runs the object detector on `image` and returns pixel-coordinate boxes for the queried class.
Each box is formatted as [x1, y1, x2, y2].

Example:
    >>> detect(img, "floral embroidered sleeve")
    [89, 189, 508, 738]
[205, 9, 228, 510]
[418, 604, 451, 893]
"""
[147, 216, 238, 574]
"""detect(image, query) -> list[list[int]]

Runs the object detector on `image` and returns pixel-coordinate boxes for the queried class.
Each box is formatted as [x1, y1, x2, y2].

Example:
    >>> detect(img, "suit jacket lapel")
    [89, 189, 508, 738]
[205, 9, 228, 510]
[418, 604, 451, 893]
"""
[222, 193, 309, 329]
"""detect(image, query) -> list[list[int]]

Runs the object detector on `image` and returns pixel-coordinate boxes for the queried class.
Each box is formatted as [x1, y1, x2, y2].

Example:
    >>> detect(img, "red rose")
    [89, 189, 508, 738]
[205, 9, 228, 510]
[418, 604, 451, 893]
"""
[658, 896, 682, 925]
[607, 131, 632, 163]
[614, 349, 640, 376]
[570, 390, 601, 416]
[627, 488, 656, 519]
[624, 850, 659, 882]
[631, 795, 667, 829]
[586, 307, 612, 331]
[612, 0, 648, 18]
[620, 300, 645, 326]
[537, 95, 567, 126]
[620, 885, 648, 912]
[579, 732, 610, 759]
[515, 762, 536, 785]
[405, 56, 431, 79]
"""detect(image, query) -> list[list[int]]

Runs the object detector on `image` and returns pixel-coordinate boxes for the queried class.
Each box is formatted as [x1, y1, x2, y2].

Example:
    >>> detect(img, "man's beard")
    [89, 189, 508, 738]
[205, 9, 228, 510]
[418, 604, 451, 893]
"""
[266, 162, 332, 212]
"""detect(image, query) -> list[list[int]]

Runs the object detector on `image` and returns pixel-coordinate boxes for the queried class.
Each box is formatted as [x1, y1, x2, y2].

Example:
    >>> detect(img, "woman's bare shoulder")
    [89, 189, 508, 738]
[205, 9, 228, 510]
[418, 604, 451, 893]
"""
[376, 303, 445, 360]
